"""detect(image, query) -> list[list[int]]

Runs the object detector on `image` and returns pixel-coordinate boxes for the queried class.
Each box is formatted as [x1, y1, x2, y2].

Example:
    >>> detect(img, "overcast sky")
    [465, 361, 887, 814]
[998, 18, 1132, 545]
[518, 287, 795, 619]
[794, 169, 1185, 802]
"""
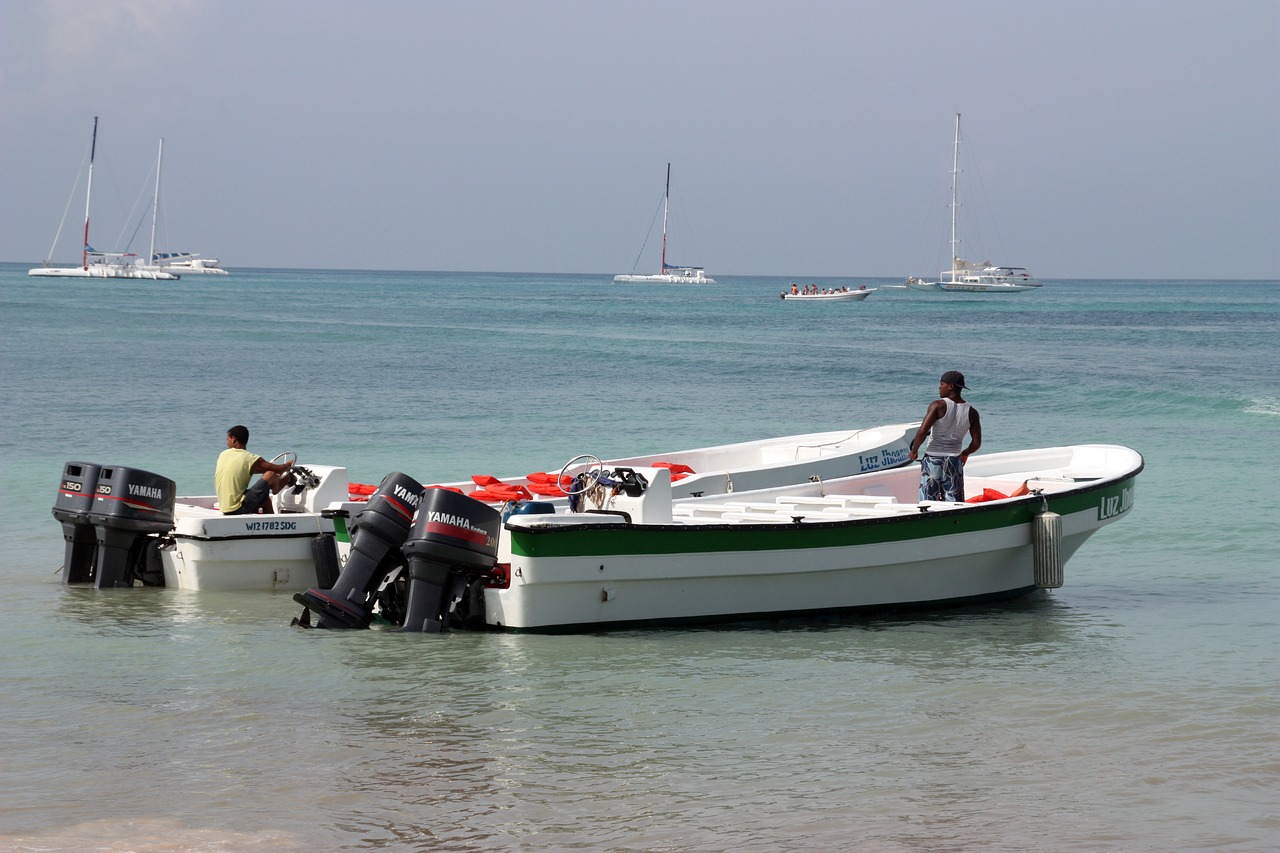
[2, 0, 1277, 279]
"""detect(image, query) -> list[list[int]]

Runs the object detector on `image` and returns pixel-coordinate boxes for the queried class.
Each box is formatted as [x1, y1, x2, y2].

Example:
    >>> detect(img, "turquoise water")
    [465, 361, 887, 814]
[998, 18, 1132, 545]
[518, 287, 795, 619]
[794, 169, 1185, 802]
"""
[1, 265, 1277, 850]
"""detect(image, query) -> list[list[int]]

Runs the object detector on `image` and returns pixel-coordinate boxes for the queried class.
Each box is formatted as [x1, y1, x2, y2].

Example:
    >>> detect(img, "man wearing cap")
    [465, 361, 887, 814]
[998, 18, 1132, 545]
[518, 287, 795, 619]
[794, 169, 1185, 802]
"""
[907, 371, 982, 502]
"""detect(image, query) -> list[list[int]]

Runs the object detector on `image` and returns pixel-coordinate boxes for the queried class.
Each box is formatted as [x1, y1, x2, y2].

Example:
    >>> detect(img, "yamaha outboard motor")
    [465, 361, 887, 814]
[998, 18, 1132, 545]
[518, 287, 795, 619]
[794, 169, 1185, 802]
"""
[399, 489, 502, 633]
[51, 461, 103, 583]
[292, 471, 423, 629]
[85, 465, 176, 588]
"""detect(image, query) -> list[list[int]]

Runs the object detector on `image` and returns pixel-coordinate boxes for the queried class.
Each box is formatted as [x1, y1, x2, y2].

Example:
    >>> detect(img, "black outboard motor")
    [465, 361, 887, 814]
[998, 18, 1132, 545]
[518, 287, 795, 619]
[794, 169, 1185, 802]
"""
[85, 465, 176, 589]
[51, 461, 103, 583]
[292, 471, 423, 629]
[399, 489, 502, 633]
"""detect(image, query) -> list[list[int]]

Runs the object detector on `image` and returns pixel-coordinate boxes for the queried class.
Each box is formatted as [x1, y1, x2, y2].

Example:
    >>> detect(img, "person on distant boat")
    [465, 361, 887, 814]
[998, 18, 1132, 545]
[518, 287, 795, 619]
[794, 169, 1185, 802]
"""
[907, 371, 981, 502]
[215, 424, 296, 515]
[791, 283, 799, 295]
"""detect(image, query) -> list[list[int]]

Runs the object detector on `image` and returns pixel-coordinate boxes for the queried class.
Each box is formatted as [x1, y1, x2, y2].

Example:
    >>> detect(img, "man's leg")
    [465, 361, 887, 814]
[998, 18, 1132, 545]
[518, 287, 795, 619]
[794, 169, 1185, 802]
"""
[241, 478, 274, 514]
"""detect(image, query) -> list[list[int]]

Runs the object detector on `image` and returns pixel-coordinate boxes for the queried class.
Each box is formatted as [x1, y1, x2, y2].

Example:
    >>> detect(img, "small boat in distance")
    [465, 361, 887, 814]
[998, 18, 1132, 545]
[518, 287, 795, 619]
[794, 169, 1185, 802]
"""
[906, 113, 1042, 294]
[614, 163, 715, 284]
[152, 252, 229, 275]
[781, 285, 875, 301]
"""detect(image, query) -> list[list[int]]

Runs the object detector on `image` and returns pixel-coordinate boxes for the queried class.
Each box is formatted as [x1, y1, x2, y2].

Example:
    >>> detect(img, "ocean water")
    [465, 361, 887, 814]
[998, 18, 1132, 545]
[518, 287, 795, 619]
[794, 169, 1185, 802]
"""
[0, 264, 1276, 851]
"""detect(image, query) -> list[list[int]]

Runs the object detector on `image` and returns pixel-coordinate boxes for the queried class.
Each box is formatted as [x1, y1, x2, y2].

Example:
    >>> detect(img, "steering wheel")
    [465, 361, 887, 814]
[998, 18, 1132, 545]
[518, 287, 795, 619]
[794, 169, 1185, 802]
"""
[558, 454, 604, 495]
[271, 451, 297, 467]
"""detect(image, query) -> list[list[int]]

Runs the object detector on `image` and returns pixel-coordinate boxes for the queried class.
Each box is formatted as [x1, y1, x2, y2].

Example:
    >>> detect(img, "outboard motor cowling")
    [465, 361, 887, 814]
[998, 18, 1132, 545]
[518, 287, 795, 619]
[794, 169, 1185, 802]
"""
[86, 465, 176, 588]
[399, 489, 501, 633]
[293, 471, 423, 629]
[52, 461, 103, 584]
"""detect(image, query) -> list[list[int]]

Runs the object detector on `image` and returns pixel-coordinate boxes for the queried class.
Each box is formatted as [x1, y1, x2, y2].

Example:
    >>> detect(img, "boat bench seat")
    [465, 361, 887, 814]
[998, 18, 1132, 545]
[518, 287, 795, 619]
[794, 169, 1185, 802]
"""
[720, 511, 801, 524]
[816, 505, 903, 518]
[775, 494, 897, 509]
[673, 503, 756, 519]
[673, 501, 904, 523]
[674, 501, 808, 520]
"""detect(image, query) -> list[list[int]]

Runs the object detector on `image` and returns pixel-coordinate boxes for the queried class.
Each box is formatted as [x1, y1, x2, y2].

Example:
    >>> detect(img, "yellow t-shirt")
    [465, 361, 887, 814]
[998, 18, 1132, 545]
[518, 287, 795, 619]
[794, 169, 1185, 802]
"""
[215, 447, 261, 512]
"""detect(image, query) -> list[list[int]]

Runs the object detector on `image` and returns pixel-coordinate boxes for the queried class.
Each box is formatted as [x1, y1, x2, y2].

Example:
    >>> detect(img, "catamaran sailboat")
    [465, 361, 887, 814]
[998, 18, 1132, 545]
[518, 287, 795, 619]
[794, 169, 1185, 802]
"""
[614, 164, 715, 284]
[29, 119, 180, 280]
[905, 114, 1042, 294]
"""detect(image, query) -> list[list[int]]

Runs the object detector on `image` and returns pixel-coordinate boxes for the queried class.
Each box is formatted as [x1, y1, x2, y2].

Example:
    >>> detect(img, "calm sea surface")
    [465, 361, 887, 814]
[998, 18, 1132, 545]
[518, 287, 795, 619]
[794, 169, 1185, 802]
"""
[1, 265, 1276, 851]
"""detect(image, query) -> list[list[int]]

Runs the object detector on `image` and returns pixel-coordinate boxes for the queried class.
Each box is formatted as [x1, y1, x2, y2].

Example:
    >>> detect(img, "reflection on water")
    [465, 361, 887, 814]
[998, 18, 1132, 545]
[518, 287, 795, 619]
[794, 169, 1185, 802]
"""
[20, 582, 1130, 849]
[6, 579, 1274, 848]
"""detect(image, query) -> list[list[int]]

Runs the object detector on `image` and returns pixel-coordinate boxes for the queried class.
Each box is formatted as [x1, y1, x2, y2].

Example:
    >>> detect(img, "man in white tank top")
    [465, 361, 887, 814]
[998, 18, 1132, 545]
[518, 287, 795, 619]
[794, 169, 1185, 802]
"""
[907, 370, 982, 502]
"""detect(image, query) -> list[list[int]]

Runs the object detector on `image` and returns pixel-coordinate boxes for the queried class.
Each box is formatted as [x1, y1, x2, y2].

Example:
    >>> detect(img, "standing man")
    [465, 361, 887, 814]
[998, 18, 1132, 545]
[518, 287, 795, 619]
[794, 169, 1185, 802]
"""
[215, 425, 295, 515]
[907, 371, 981, 502]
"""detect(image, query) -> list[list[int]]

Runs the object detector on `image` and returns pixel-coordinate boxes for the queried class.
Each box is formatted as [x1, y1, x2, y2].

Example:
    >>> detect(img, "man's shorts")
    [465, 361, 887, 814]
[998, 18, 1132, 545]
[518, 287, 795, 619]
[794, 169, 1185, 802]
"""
[919, 454, 965, 502]
[225, 478, 272, 515]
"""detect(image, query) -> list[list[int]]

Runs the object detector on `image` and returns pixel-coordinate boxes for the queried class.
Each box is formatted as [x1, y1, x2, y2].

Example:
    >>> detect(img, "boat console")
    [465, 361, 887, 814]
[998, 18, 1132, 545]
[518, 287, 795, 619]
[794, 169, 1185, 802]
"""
[564, 466, 673, 524]
[276, 465, 350, 514]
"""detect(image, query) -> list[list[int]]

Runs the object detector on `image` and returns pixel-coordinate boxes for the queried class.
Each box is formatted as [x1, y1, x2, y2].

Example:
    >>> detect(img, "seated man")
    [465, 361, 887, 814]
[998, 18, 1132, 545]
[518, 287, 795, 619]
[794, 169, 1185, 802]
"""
[215, 424, 296, 515]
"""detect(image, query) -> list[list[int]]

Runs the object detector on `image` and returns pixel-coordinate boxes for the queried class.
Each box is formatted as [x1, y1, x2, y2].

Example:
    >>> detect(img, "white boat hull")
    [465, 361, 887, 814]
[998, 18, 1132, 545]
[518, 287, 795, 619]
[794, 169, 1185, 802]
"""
[905, 277, 1038, 294]
[161, 514, 332, 591]
[29, 265, 180, 280]
[613, 270, 716, 284]
[600, 422, 915, 498]
[489, 528, 1067, 631]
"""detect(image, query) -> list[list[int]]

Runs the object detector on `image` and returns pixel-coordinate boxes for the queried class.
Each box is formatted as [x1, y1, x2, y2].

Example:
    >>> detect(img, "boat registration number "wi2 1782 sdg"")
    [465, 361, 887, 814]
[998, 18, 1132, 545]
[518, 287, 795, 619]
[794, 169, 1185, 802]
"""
[243, 520, 299, 532]
[1098, 486, 1135, 520]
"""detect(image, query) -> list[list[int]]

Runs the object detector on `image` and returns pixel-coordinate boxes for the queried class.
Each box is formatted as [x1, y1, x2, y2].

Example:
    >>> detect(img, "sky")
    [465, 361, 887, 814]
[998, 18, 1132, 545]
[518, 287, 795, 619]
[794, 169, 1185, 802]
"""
[1, 0, 1277, 279]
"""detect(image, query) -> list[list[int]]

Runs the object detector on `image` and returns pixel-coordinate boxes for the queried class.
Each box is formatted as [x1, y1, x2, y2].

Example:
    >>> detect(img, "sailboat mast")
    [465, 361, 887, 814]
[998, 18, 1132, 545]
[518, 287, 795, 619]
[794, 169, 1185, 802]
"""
[149, 138, 163, 270]
[660, 163, 670, 273]
[82, 116, 99, 271]
[950, 113, 961, 269]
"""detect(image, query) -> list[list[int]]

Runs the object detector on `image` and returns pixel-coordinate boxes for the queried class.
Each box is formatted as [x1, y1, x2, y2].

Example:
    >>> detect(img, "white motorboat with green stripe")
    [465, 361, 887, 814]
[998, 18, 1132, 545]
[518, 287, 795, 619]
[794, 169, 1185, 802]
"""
[483, 444, 1141, 631]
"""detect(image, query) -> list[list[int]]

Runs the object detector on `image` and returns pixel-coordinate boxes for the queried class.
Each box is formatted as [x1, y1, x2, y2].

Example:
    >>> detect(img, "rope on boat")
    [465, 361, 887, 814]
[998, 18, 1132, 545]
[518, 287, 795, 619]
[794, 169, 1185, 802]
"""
[791, 427, 875, 461]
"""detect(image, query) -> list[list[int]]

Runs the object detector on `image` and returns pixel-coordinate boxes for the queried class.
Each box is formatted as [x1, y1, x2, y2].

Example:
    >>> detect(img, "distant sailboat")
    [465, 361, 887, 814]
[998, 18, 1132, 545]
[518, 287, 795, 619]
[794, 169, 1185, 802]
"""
[905, 113, 1041, 294]
[147, 137, 228, 276]
[30, 118, 180, 280]
[151, 252, 228, 275]
[141, 138, 229, 275]
[614, 164, 715, 284]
